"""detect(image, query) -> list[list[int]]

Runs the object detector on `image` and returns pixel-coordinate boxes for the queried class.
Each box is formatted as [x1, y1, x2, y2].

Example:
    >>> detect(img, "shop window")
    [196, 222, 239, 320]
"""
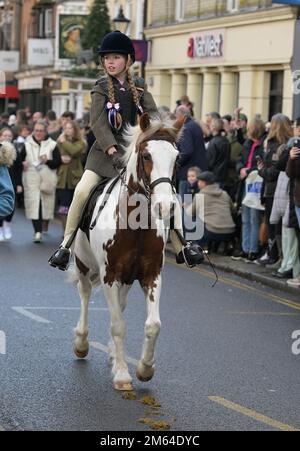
[125, 1, 132, 37]
[176, 0, 185, 21]
[227, 0, 239, 12]
[45, 9, 53, 38]
[268, 71, 283, 119]
[38, 10, 44, 38]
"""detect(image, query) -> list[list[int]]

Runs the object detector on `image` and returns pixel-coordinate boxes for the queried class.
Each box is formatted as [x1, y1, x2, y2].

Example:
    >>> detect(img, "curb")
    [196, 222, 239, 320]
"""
[165, 245, 300, 297]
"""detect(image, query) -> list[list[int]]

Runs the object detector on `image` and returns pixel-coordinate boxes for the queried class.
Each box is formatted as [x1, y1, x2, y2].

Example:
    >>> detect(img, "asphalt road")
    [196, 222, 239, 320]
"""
[1, 210, 300, 431]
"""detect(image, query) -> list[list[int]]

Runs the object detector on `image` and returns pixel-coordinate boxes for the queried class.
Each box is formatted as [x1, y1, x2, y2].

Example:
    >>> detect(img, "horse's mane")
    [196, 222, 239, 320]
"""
[122, 118, 179, 167]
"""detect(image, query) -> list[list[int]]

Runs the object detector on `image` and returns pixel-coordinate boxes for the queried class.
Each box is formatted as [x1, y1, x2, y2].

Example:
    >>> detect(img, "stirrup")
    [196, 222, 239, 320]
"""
[48, 247, 72, 271]
[181, 243, 204, 268]
[181, 245, 196, 268]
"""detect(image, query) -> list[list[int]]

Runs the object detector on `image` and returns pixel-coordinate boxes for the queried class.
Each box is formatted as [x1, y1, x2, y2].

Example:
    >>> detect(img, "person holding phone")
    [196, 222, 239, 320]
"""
[232, 118, 266, 262]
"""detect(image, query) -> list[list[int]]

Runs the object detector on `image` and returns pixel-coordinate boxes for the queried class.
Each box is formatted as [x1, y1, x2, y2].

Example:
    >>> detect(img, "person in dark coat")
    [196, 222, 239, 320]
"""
[206, 118, 230, 187]
[176, 105, 208, 198]
[257, 114, 294, 265]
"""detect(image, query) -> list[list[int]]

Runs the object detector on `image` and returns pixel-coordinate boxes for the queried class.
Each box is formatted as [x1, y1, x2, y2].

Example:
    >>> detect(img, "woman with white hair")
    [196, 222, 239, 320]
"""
[21, 120, 61, 243]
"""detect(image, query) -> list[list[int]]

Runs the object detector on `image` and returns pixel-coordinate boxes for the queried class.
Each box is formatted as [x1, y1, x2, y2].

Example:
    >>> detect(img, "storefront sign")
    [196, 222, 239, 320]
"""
[188, 30, 224, 60]
[18, 76, 43, 91]
[272, 1, 300, 5]
[0, 51, 20, 72]
[28, 39, 54, 66]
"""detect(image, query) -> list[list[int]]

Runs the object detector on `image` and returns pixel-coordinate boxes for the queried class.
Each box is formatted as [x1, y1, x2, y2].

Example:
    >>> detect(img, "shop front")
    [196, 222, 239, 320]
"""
[51, 77, 95, 118]
[0, 83, 20, 114]
[17, 74, 54, 114]
[145, 5, 297, 120]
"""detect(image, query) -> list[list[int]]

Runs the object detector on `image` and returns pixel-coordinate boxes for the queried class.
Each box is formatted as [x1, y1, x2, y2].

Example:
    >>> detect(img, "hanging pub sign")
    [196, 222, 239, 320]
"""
[188, 29, 225, 61]
[58, 14, 88, 60]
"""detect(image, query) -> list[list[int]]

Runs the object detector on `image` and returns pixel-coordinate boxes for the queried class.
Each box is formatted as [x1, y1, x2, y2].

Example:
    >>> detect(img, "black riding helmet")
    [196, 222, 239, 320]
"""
[98, 31, 135, 63]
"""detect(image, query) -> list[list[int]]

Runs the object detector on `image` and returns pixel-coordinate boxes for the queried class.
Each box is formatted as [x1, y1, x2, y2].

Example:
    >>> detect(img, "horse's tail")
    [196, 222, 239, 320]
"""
[67, 264, 101, 289]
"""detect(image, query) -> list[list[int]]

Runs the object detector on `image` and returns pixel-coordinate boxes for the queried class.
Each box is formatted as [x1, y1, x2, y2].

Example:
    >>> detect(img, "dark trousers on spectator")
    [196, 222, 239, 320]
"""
[264, 197, 277, 241]
[0, 209, 14, 226]
[32, 202, 43, 233]
[198, 228, 235, 247]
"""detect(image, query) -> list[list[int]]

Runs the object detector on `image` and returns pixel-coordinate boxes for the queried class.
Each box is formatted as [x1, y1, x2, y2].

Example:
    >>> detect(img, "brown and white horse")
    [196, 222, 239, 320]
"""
[72, 114, 181, 391]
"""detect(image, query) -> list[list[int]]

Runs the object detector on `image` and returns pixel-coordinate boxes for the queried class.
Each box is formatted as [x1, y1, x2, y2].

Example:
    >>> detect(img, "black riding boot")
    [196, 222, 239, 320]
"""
[48, 247, 72, 271]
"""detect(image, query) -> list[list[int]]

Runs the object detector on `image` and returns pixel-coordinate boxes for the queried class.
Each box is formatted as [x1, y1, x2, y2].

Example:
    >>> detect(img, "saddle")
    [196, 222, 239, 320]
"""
[79, 178, 110, 239]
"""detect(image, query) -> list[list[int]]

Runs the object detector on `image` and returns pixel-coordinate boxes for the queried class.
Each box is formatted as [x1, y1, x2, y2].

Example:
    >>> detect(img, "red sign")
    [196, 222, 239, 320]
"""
[132, 40, 149, 63]
[0, 85, 20, 99]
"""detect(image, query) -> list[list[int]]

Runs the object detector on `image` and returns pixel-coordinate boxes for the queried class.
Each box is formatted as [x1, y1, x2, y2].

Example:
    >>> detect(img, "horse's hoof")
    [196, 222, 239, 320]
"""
[74, 345, 89, 359]
[114, 382, 133, 391]
[136, 363, 155, 382]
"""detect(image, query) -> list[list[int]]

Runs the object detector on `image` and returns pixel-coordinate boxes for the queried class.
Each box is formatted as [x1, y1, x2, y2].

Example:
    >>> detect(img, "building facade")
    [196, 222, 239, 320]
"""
[0, 0, 22, 112]
[107, 0, 145, 39]
[145, 0, 299, 121]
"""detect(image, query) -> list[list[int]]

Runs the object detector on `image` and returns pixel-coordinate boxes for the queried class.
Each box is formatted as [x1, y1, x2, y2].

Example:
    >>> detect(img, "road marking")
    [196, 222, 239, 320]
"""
[11, 307, 51, 324]
[165, 257, 300, 312]
[227, 311, 300, 316]
[27, 307, 108, 311]
[208, 396, 299, 431]
[11, 306, 108, 324]
[90, 341, 139, 366]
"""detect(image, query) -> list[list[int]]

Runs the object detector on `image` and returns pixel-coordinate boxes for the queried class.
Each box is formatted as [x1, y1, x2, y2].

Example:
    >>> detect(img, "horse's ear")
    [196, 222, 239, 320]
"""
[173, 116, 185, 133]
[140, 113, 151, 132]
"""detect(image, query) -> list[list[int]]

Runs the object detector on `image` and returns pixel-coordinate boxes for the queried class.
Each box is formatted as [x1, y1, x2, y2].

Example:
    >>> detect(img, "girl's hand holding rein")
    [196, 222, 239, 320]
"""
[107, 146, 118, 156]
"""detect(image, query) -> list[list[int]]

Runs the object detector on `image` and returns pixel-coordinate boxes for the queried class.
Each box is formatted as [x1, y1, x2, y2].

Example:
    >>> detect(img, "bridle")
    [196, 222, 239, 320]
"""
[120, 138, 179, 202]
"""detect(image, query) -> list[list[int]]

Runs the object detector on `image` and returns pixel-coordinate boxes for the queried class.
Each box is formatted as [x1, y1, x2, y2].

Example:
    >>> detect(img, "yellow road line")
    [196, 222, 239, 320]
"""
[208, 396, 299, 431]
[165, 257, 300, 312]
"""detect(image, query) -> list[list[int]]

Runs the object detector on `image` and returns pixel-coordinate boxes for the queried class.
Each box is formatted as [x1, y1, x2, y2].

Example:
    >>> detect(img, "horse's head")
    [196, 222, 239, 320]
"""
[134, 113, 183, 220]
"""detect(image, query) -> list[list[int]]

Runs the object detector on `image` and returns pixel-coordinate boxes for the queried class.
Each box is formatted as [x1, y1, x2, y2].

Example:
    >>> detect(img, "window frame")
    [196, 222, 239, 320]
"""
[175, 0, 185, 22]
[227, 0, 239, 12]
[44, 8, 53, 38]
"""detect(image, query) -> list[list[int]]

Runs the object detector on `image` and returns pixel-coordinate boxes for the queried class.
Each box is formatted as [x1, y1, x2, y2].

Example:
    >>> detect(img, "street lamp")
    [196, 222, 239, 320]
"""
[113, 5, 131, 35]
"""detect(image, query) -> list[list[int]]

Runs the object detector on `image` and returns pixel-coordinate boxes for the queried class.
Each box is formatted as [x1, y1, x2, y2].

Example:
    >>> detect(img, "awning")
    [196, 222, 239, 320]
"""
[0, 85, 20, 99]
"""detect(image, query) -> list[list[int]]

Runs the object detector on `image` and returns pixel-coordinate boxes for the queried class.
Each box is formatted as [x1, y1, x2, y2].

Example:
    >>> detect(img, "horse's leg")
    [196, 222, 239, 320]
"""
[137, 275, 162, 382]
[108, 284, 131, 367]
[103, 283, 133, 391]
[74, 272, 92, 359]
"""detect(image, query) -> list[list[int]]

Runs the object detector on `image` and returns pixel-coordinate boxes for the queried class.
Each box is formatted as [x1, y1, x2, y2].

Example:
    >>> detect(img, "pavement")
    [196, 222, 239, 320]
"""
[1, 210, 300, 431]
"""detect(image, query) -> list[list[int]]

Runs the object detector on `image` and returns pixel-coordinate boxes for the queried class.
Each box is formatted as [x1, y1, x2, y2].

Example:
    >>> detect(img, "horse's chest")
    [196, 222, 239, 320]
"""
[103, 229, 164, 287]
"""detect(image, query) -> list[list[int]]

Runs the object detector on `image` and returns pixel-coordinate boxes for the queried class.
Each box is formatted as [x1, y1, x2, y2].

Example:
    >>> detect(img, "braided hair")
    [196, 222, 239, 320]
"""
[102, 55, 143, 131]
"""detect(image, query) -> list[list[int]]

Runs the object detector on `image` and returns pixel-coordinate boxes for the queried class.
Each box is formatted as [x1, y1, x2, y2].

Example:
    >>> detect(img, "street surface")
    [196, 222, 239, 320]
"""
[0, 210, 300, 431]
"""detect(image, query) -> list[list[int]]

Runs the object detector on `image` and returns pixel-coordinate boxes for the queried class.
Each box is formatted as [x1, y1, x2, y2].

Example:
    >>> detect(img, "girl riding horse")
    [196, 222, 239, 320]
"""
[49, 31, 203, 270]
